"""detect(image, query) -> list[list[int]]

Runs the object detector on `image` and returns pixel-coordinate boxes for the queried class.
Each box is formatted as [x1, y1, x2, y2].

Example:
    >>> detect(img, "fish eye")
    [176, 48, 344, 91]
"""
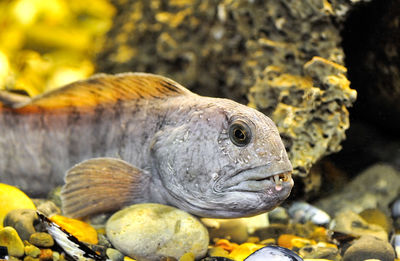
[229, 120, 252, 147]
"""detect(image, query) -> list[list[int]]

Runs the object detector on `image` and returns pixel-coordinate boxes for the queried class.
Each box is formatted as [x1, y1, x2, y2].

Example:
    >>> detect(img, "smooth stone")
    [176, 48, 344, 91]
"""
[0, 226, 25, 257]
[0, 184, 36, 229]
[106, 203, 209, 261]
[332, 210, 388, 241]
[4, 209, 38, 241]
[29, 232, 54, 248]
[106, 248, 124, 261]
[343, 235, 395, 261]
[23, 257, 39, 261]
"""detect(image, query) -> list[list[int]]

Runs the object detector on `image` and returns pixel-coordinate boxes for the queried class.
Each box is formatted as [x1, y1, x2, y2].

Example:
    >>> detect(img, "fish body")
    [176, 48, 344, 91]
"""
[0, 73, 293, 218]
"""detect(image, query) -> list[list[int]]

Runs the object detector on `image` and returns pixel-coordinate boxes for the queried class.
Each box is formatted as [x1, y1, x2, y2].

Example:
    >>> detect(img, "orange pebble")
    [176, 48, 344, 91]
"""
[49, 215, 98, 244]
[277, 234, 298, 249]
[278, 234, 316, 249]
[215, 239, 239, 252]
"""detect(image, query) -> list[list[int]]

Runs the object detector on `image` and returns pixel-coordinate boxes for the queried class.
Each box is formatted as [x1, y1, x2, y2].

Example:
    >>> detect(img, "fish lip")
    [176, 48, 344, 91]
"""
[216, 165, 293, 193]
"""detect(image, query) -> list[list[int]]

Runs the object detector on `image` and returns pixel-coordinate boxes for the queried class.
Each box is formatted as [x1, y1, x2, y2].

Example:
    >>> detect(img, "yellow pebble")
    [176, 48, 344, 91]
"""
[208, 246, 230, 258]
[124, 257, 137, 261]
[49, 215, 98, 244]
[179, 252, 195, 261]
[0, 183, 36, 228]
[228, 243, 264, 261]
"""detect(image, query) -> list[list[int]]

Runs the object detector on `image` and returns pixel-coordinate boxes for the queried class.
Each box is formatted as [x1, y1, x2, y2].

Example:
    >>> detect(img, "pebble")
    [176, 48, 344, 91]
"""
[49, 214, 98, 244]
[107, 248, 124, 261]
[331, 210, 388, 241]
[343, 235, 395, 261]
[288, 202, 331, 226]
[0, 184, 36, 229]
[24, 243, 41, 257]
[179, 252, 195, 261]
[29, 232, 54, 248]
[39, 248, 53, 261]
[3, 209, 38, 241]
[106, 203, 209, 261]
[0, 226, 25, 257]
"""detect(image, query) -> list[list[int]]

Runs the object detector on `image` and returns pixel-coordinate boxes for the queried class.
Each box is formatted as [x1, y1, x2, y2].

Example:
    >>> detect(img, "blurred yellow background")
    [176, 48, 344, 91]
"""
[0, 0, 115, 96]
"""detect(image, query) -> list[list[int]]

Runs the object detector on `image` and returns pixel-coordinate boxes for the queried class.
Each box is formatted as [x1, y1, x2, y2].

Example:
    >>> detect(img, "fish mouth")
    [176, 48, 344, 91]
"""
[218, 165, 293, 193]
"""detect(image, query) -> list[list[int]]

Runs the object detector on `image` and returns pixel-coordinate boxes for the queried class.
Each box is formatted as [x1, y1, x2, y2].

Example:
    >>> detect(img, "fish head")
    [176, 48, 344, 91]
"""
[150, 97, 293, 218]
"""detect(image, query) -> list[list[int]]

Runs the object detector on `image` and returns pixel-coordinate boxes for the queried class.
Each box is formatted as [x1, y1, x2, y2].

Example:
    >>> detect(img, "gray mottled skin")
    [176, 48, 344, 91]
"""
[0, 73, 293, 218]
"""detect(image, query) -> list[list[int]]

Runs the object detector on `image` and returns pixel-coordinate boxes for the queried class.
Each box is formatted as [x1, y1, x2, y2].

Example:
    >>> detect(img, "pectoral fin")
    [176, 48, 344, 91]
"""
[61, 158, 150, 218]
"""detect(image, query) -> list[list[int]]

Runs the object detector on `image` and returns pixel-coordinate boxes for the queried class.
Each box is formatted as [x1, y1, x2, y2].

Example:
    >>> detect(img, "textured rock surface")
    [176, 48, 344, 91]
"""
[95, 0, 360, 184]
[106, 203, 209, 261]
[315, 164, 400, 216]
[343, 235, 395, 261]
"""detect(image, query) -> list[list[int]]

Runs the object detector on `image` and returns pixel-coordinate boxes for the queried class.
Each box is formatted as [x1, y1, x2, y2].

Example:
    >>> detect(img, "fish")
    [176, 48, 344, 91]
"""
[0, 72, 293, 218]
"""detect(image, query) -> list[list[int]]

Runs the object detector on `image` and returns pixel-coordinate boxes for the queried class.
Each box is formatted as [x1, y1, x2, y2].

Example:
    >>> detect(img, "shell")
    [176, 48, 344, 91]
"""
[244, 246, 303, 261]
[288, 202, 331, 226]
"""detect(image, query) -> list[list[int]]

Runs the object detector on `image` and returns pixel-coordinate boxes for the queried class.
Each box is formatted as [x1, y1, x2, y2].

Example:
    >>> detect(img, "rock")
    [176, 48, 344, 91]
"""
[316, 164, 400, 216]
[332, 210, 388, 241]
[29, 233, 54, 248]
[106, 203, 209, 261]
[0, 184, 36, 229]
[0, 226, 25, 257]
[343, 235, 395, 261]
[24, 256, 39, 261]
[3, 209, 38, 241]
[106, 248, 124, 261]
[49, 215, 98, 244]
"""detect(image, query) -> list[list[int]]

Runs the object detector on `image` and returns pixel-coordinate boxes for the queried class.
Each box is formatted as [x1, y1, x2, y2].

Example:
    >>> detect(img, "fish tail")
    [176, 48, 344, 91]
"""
[61, 158, 151, 218]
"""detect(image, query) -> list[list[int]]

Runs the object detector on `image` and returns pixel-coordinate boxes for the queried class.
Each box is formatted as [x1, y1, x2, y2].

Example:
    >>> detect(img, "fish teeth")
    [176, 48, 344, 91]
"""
[270, 172, 291, 185]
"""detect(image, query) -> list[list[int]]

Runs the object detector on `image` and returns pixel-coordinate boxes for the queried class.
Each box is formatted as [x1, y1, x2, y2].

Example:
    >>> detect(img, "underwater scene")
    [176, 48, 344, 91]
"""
[0, 0, 399, 260]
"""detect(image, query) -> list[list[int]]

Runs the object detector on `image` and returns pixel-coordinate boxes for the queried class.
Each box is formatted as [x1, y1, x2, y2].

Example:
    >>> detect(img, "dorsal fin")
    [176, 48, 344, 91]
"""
[12, 72, 192, 113]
